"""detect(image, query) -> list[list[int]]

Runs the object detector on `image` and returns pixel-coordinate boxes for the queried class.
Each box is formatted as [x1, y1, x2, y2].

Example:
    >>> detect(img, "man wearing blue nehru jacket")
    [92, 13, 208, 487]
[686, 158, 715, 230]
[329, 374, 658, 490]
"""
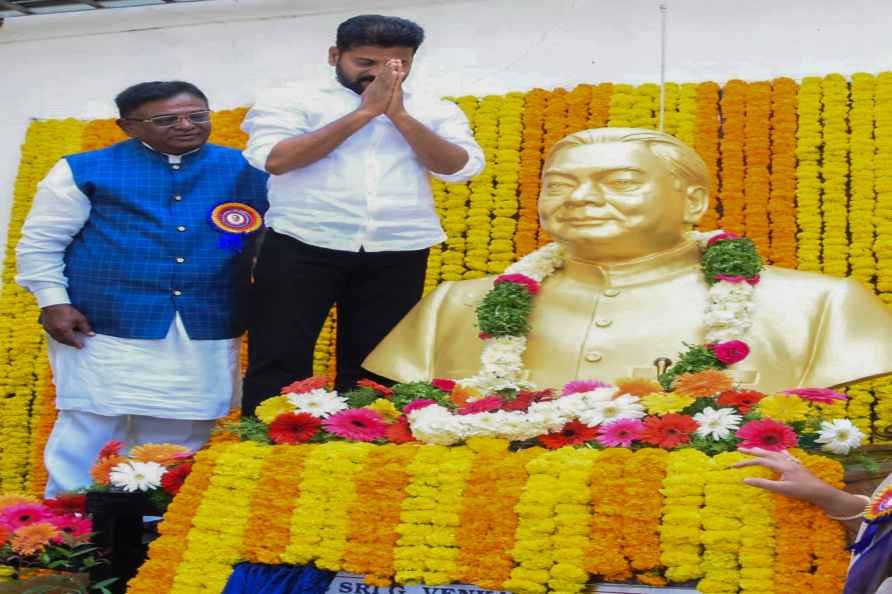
[16, 81, 269, 496]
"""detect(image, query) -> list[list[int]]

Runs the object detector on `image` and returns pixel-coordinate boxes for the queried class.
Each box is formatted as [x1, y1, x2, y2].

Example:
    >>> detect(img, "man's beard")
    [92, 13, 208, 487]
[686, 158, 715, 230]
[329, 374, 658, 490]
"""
[335, 61, 374, 95]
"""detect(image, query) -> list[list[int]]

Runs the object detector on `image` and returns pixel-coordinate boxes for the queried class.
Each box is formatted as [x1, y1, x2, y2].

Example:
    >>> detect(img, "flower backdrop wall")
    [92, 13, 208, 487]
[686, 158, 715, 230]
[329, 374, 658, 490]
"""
[3, 72, 892, 496]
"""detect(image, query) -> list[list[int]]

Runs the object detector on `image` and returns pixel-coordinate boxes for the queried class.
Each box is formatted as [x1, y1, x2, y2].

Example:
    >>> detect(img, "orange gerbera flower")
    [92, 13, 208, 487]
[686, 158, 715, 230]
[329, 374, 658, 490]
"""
[11, 522, 59, 556]
[450, 386, 481, 407]
[130, 443, 192, 466]
[671, 369, 733, 397]
[90, 455, 128, 485]
[615, 378, 663, 397]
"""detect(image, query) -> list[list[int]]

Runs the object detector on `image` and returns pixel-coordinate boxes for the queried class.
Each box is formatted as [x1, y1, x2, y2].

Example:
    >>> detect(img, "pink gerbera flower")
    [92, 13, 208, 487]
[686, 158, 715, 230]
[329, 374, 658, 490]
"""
[0, 504, 53, 530]
[596, 419, 645, 448]
[402, 399, 438, 414]
[783, 388, 848, 404]
[494, 273, 540, 294]
[458, 396, 502, 415]
[562, 380, 612, 395]
[48, 515, 93, 543]
[322, 408, 388, 442]
[735, 419, 798, 451]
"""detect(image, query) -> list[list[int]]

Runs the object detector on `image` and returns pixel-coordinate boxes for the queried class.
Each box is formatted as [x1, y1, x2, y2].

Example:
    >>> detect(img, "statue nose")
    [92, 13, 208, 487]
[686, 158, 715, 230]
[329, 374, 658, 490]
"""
[569, 182, 606, 205]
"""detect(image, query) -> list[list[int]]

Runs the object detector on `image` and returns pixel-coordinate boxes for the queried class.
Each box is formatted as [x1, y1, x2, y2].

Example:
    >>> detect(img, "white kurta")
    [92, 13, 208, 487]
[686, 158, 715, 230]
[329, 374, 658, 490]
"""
[16, 151, 240, 420]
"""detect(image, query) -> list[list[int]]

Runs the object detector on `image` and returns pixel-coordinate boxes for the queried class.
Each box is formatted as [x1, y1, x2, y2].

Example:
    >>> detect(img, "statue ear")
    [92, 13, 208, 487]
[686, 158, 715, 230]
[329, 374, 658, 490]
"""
[683, 185, 709, 224]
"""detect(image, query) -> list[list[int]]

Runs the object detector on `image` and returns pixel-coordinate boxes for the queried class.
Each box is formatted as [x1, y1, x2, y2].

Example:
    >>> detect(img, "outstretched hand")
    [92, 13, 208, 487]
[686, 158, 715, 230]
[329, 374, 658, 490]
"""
[734, 447, 838, 505]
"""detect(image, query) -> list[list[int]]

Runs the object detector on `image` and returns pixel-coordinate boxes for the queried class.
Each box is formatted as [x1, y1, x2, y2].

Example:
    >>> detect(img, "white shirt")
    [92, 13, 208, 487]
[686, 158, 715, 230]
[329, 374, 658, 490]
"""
[16, 154, 239, 420]
[242, 78, 485, 252]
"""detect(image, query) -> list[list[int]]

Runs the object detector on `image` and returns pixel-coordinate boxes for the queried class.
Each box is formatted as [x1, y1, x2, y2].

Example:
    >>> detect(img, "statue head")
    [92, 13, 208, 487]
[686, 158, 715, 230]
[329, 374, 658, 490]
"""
[538, 128, 710, 262]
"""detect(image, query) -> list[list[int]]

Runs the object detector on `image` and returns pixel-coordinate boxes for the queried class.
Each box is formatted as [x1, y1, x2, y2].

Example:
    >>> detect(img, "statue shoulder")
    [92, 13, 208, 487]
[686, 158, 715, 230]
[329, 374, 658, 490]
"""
[427, 276, 497, 311]
[761, 265, 863, 294]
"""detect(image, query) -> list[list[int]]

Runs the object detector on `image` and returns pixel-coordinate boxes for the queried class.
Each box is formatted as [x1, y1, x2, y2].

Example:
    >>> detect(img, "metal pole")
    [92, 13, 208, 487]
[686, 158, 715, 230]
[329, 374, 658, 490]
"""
[658, 3, 668, 131]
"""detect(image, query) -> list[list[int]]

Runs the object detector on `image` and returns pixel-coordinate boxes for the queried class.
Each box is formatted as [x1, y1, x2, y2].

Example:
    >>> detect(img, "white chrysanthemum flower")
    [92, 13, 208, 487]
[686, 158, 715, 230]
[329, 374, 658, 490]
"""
[816, 419, 864, 455]
[500, 412, 545, 440]
[580, 388, 620, 406]
[577, 395, 645, 426]
[526, 401, 572, 432]
[693, 407, 742, 440]
[286, 388, 349, 418]
[109, 461, 165, 492]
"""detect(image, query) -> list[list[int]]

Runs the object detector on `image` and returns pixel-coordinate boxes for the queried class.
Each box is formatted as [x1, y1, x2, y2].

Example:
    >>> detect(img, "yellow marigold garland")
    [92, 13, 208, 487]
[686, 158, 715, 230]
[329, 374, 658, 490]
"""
[697, 451, 747, 594]
[466, 96, 497, 278]
[796, 77, 823, 273]
[660, 449, 710, 583]
[875, 72, 892, 304]
[821, 74, 851, 277]
[674, 82, 698, 147]
[849, 73, 878, 288]
[283, 441, 372, 569]
[736, 459, 776, 594]
[171, 442, 269, 594]
[607, 83, 635, 128]
[489, 93, 524, 274]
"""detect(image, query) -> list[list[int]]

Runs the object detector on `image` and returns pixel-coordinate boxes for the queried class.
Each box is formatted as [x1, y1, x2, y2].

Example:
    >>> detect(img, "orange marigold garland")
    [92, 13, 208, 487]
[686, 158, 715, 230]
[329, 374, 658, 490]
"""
[800, 452, 849, 593]
[456, 438, 539, 589]
[694, 82, 722, 230]
[127, 445, 224, 594]
[743, 81, 772, 254]
[717, 80, 747, 235]
[515, 88, 548, 257]
[27, 371, 56, 497]
[623, 448, 669, 580]
[585, 447, 632, 581]
[768, 77, 800, 268]
[240, 445, 311, 565]
[587, 83, 613, 129]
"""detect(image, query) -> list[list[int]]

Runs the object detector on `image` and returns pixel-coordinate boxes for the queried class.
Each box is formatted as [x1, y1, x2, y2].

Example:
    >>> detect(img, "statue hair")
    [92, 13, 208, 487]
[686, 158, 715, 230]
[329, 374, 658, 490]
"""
[544, 128, 710, 193]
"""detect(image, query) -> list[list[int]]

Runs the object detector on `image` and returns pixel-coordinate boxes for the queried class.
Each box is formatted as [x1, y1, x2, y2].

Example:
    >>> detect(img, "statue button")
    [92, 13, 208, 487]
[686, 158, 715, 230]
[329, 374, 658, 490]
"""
[603, 288, 620, 297]
[173, 290, 182, 296]
[585, 351, 603, 362]
[595, 319, 612, 328]
[177, 225, 186, 232]
[175, 257, 185, 263]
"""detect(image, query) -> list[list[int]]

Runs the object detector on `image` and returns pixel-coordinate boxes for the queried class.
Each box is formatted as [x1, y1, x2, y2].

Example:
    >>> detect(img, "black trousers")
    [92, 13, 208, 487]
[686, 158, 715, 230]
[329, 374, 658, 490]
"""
[242, 230, 429, 415]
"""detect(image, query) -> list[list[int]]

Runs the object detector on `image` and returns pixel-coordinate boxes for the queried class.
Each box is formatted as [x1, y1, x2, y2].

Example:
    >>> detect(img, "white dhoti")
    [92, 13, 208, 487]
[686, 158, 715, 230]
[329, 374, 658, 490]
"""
[43, 314, 240, 497]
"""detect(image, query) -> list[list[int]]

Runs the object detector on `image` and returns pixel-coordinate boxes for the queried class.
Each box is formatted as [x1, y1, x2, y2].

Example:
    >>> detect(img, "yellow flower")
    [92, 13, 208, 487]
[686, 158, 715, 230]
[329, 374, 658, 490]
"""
[367, 398, 401, 422]
[255, 395, 295, 424]
[642, 392, 695, 415]
[757, 394, 810, 422]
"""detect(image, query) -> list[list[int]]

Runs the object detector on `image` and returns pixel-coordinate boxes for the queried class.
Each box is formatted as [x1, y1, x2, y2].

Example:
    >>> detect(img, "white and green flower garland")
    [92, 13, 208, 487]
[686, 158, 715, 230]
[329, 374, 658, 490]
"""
[459, 230, 765, 394]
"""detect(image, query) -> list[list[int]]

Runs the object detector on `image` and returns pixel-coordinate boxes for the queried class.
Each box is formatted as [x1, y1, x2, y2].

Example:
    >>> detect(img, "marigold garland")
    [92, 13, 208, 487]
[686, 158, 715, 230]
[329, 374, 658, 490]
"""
[769, 77, 800, 268]
[821, 74, 850, 277]
[743, 81, 772, 254]
[875, 72, 892, 305]
[718, 80, 747, 235]
[623, 449, 668, 579]
[848, 73, 877, 288]
[796, 76, 823, 273]
[694, 81, 722, 230]
[585, 447, 632, 581]
[660, 449, 709, 583]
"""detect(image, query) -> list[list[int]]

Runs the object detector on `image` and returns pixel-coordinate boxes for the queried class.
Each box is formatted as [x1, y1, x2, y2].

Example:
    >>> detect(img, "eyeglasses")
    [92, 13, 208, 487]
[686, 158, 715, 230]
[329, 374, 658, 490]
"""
[124, 110, 212, 128]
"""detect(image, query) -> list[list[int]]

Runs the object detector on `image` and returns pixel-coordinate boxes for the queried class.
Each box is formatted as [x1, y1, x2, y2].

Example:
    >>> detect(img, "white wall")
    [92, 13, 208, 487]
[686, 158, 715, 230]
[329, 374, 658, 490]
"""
[2, 0, 892, 262]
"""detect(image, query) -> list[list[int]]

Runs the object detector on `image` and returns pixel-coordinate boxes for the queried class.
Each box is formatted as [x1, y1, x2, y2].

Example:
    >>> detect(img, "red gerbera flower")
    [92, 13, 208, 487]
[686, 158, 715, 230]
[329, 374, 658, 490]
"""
[640, 414, 699, 449]
[539, 421, 599, 449]
[458, 396, 502, 415]
[160, 463, 193, 496]
[502, 389, 555, 412]
[717, 390, 765, 414]
[431, 378, 456, 392]
[356, 378, 394, 396]
[269, 412, 322, 444]
[385, 417, 416, 444]
[735, 419, 798, 451]
[0, 504, 53, 530]
[281, 376, 331, 394]
[43, 494, 87, 516]
[48, 514, 93, 543]
[97, 440, 126, 459]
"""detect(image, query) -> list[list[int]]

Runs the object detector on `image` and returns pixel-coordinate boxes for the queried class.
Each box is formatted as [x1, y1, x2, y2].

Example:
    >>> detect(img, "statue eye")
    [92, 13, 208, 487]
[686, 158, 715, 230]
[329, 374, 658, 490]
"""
[545, 180, 575, 192]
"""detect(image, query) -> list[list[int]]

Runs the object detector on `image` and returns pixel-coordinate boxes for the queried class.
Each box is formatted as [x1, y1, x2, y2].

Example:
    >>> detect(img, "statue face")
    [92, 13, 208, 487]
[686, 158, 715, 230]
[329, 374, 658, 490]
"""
[539, 141, 699, 261]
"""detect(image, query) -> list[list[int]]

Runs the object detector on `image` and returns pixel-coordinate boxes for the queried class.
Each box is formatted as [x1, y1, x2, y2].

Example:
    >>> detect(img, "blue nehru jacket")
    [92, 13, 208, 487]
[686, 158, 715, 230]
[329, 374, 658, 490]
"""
[64, 139, 269, 340]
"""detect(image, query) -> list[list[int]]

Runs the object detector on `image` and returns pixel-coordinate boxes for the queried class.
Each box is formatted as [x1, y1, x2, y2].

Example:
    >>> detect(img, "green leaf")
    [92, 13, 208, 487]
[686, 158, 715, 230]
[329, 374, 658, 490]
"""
[476, 282, 534, 336]
[701, 238, 764, 284]
[659, 343, 724, 390]
[342, 387, 380, 408]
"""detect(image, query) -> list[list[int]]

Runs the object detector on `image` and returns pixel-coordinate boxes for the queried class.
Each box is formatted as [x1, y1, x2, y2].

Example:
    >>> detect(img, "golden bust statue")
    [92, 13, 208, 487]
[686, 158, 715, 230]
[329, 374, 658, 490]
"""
[363, 128, 892, 392]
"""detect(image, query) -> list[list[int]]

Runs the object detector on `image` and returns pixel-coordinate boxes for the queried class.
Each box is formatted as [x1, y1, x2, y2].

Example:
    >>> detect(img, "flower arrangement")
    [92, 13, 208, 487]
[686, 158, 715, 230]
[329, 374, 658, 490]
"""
[88, 441, 194, 511]
[0, 494, 114, 593]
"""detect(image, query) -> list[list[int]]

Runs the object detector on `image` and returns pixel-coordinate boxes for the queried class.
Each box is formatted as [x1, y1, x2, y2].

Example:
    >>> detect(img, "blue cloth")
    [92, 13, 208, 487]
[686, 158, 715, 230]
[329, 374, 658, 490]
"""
[846, 524, 892, 594]
[65, 139, 268, 340]
[222, 563, 335, 594]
